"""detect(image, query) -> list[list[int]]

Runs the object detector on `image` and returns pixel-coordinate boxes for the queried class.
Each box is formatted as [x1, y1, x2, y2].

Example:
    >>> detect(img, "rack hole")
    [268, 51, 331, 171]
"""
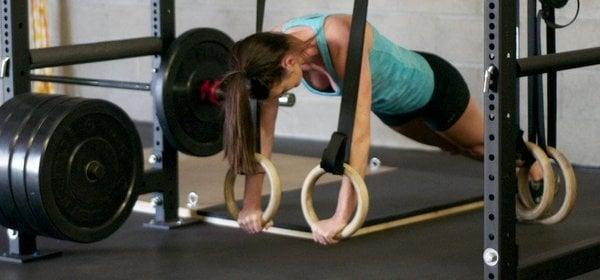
[489, 154, 495, 161]
[489, 194, 495, 201]
[489, 13, 495, 20]
[489, 114, 496, 121]
[489, 214, 495, 221]
[489, 43, 495, 50]
[489, 23, 495, 30]
[489, 104, 495, 111]
[489, 234, 495, 240]
[489, 175, 495, 181]
[489, 3, 495, 9]
[489, 134, 495, 141]
[489, 33, 495, 40]
[488, 94, 495, 101]
[489, 273, 495, 279]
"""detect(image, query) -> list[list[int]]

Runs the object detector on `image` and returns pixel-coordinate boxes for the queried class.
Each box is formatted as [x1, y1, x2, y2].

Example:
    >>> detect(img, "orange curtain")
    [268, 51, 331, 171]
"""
[30, 0, 53, 94]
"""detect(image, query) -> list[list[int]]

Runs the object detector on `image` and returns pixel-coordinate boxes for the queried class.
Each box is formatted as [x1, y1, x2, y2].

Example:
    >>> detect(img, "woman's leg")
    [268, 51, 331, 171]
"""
[389, 96, 543, 180]
[390, 117, 474, 158]
[437, 95, 484, 160]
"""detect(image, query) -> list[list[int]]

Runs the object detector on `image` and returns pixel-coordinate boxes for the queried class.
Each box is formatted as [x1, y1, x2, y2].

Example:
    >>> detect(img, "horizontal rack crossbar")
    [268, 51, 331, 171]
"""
[517, 46, 600, 77]
[30, 37, 163, 69]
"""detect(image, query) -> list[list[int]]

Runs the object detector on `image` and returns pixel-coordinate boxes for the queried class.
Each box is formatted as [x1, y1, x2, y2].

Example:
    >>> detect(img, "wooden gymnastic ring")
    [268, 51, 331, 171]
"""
[516, 142, 556, 221]
[301, 164, 369, 239]
[223, 153, 281, 225]
[524, 147, 577, 224]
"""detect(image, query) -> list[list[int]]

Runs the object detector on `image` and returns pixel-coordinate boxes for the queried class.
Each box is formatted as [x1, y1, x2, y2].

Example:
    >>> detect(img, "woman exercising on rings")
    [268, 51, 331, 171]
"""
[220, 13, 543, 245]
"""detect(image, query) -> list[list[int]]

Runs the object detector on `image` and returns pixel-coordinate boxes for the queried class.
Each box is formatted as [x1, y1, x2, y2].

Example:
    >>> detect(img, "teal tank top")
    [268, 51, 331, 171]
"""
[282, 14, 434, 115]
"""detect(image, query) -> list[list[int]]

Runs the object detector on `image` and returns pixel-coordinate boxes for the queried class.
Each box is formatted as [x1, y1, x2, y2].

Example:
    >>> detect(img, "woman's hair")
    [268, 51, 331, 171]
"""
[221, 32, 310, 174]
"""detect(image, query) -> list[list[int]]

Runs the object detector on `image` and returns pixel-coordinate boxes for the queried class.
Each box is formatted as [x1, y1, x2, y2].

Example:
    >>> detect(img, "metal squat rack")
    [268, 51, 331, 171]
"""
[1, 0, 191, 261]
[483, 0, 600, 279]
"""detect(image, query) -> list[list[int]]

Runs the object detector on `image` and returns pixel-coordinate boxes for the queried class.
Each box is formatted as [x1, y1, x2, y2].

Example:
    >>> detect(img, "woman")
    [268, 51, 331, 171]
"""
[220, 14, 542, 245]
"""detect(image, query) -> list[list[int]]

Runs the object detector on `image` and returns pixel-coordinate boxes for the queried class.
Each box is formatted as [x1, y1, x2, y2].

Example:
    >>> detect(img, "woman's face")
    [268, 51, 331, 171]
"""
[269, 53, 303, 100]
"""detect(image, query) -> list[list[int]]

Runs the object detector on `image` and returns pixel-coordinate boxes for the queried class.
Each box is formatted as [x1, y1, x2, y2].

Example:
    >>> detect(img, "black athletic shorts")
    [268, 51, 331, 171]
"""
[373, 52, 471, 131]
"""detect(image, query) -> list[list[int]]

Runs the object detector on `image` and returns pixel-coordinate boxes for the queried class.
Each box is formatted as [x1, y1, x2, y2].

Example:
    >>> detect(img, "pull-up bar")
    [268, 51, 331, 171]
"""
[30, 37, 163, 69]
[517, 46, 600, 77]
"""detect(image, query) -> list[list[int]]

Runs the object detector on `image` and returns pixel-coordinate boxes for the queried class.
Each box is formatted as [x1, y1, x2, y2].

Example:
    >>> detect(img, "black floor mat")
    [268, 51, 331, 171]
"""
[0, 166, 599, 279]
[202, 138, 484, 231]
[200, 168, 483, 231]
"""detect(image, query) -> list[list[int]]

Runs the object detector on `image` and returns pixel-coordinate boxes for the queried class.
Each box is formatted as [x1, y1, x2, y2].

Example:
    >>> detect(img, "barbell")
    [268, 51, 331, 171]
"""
[0, 28, 234, 242]
[153, 28, 234, 157]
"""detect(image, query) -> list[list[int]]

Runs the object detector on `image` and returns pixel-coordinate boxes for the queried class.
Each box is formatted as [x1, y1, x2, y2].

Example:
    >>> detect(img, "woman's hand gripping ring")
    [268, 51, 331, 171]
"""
[301, 164, 369, 239]
[518, 146, 577, 224]
[224, 153, 281, 226]
[516, 142, 556, 221]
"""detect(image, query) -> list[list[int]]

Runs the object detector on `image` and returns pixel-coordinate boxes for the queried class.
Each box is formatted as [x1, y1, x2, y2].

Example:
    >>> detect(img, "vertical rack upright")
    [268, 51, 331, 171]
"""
[1, 0, 30, 101]
[145, 0, 184, 228]
[483, 0, 518, 279]
[483, 1, 600, 279]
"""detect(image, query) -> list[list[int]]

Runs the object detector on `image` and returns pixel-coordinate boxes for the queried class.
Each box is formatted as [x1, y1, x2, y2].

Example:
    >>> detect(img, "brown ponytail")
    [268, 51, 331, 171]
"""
[221, 32, 311, 174]
[222, 71, 258, 174]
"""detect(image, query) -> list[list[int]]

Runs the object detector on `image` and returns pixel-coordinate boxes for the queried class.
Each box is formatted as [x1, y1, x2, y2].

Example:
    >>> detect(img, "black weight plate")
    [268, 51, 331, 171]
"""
[0, 93, 63, 233]
[11, 95, 79, 239]
[0, 97, 20, 229]
[25, 98, 143, 243]
[153, 28, 233, 156]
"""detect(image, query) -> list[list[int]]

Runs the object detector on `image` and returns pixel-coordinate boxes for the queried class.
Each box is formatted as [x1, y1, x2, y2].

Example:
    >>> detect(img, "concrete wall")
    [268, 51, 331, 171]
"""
[6, 1, 600, 166]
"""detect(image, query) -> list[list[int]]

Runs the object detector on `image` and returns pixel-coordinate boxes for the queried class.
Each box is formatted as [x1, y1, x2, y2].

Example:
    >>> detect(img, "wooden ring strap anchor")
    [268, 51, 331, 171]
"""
[301, 164, 369, 239]
[516, 141, 556, 221]
[223, 153, 281, 226]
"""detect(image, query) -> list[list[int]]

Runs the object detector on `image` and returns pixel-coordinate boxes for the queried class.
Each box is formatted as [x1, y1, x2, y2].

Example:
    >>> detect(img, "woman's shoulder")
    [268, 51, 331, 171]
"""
[323, 14, 373, 51]
[322, 14, 352, 44]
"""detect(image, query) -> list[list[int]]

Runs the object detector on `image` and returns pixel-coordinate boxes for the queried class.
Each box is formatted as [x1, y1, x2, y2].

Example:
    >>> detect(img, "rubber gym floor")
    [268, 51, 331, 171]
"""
[0, 124, 599, 279]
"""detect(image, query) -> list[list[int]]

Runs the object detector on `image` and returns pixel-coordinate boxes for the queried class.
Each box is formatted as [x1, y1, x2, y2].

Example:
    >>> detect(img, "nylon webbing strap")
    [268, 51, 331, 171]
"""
[320, 0, 369, 175]
[527, 8, 549, 150]
[533, 12, 547, 149]
[253, 0, 266, 152]
[527, 1, 539, 144]
[545, 7, 558, 147]
[256, 0, 266, 34]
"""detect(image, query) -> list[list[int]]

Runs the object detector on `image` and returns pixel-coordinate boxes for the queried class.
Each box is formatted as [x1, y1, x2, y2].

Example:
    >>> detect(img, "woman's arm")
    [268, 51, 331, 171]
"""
[308, 16, 373, 245]
[242, 98, 278, 208]
[325, 16, 374, 223]
[239, 97, 279, 233]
